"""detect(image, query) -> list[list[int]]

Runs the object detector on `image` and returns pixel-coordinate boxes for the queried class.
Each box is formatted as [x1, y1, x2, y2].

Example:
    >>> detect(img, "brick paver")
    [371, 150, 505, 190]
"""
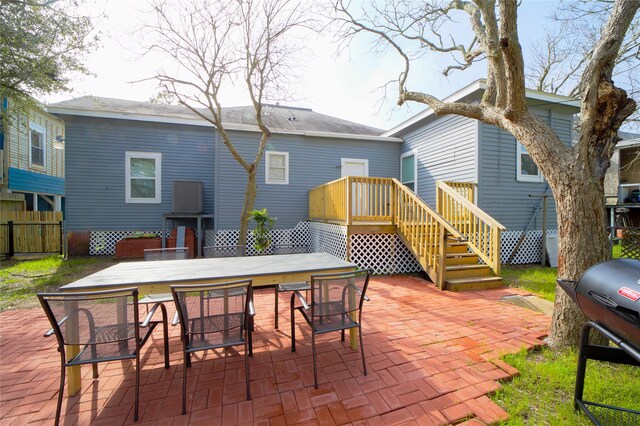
[0, 275, 550, 425]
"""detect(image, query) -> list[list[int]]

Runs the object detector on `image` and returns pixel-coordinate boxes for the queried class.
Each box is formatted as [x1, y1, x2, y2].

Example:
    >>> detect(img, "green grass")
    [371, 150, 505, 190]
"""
[493, 348, 640, 425]
[501, 243, 623, 302]
[0, 256, 116, 310]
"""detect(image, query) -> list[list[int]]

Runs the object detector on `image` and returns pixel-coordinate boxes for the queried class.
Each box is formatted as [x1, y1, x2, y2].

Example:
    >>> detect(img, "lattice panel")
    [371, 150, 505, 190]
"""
[620, 228, 640, 259]
[205, 221, 311, 256]
[90, 230, 168, 255]
[501, 229, 558, 264]
[350, 233, 423, 275]
[308, 222, 348, 260]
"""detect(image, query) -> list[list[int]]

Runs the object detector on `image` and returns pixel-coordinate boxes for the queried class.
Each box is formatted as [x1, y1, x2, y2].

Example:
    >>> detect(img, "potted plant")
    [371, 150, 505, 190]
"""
[248, 208, 275, 254]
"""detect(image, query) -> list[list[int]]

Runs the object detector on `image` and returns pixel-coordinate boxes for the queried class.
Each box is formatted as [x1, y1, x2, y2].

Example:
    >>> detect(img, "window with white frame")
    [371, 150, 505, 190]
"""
[265, 151, 289, 184]
[125, 152, 162, 203]
[401, 150, 417, 192]
[516, 142, 543, 182]
[30, 123, 46, 168]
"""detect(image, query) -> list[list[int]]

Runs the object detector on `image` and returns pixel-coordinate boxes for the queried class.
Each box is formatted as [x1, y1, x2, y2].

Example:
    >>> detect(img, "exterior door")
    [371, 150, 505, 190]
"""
[341, 158, 369, 219]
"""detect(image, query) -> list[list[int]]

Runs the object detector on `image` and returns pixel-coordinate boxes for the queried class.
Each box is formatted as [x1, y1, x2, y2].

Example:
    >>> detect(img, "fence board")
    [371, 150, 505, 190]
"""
[0, 211, 63, 256]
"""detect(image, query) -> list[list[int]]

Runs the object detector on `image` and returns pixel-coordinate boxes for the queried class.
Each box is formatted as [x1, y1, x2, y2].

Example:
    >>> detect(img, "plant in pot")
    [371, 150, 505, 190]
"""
[248, 208, 275, 254]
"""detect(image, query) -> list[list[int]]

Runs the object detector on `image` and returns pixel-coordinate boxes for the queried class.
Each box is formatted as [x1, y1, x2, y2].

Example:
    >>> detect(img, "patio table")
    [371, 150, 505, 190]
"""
[59, 252, 357, 395]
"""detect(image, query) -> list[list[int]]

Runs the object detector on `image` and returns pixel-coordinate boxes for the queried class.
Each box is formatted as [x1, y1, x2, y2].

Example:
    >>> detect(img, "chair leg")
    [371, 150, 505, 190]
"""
[54, 358, 65, 426]
[134, 353, 140, 421]
[248, 324, 253, 357]
[341, 329, 345, 342]
[182, 355, 188, 415]
[274, 286, 279, 329]
[244, 339, 251, 400]
[92, 362, 99, 379]
[359, 325, 367, 376]
[290, 293, 296, 352]
[312, 332, 318, 389]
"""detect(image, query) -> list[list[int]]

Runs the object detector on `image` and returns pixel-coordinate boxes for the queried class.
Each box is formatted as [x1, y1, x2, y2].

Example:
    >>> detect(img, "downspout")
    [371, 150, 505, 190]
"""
[213, 129, 219, 234]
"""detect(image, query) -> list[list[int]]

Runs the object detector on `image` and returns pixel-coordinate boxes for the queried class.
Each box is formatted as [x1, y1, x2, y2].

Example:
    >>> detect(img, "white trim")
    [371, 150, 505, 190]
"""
[47, 106, 401, 143]
[29, 122, 46, 169]
[516, 142, 543, 182]
[400, 149, 418, 193]
[382, 79, 581, 137]
[125, 151, 162, 203]
[341, 158, 369, 177]
[265, 151, 289, 185]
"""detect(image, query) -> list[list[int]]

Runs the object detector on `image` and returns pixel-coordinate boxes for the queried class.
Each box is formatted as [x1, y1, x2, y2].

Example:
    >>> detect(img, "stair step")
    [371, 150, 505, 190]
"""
[446, 253, 479, 265]
[445, 264, 491, 279]
[444, 276, 504, 291]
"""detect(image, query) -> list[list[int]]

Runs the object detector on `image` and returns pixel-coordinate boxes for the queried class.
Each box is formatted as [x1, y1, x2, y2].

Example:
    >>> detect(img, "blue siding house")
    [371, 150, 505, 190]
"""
[1, 99, 65, 211]
[49, 80, 579, 264]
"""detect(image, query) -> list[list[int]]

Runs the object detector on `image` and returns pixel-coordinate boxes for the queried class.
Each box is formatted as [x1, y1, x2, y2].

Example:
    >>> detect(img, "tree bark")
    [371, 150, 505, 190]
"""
[238, 167, 258, 248]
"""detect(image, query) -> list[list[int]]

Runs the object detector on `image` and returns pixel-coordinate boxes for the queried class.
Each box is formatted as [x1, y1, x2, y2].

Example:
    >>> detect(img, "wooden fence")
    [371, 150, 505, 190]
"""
[0, 211, 64, 257]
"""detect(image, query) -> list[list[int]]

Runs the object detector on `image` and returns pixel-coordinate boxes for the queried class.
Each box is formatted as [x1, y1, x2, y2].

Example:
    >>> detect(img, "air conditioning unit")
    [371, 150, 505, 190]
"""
[172, 180, 204, 213]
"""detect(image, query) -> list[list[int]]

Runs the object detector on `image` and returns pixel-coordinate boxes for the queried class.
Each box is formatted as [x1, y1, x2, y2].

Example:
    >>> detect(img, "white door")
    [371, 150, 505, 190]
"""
[342, 158, 369, 218]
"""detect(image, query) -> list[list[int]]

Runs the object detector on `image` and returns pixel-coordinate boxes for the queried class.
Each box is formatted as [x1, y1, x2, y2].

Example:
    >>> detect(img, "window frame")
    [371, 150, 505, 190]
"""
[125, 151, 162, 204]
[265, 151, 289, 185]
[29, 122, 46, 169]
[516, 141, 543, 182]
[400, 149, 418, 192]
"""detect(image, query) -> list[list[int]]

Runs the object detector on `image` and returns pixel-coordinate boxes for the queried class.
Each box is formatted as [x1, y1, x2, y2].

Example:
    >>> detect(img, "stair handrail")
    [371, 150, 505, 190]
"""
[436, 181, 506, 274]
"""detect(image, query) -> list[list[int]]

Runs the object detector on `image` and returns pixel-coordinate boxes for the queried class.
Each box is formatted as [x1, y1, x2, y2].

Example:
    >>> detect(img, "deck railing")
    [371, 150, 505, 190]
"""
[309, 177, 466, 288]
[436, 181, 505, 275]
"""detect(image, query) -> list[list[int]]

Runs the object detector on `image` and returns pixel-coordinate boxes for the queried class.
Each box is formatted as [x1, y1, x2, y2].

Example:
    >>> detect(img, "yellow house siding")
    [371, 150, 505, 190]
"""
[6, 104, 65, 179]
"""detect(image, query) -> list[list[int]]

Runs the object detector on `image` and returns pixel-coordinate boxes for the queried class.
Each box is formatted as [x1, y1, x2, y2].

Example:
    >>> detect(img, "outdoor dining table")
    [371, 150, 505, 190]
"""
[59, 252, 357, 395]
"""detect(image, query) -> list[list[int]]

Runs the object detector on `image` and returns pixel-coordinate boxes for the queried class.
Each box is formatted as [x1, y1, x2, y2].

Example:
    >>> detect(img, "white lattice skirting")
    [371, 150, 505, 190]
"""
[308, 222, 348, 261]
[350, 233, 422, 275]
[501, 229, 558, 264]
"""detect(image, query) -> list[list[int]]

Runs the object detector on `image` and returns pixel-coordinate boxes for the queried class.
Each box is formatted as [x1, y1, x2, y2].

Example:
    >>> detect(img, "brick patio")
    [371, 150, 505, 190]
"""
[0, 275, 550, 425]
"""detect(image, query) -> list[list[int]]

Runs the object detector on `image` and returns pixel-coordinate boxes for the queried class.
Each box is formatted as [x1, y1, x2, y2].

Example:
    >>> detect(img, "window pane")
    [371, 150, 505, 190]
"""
[31, 130, 43, 148]
[130, 158, 156, 178]
[270, 168, 285, 181]
[521, 153, 539, 176]
[131, 179, 156, 198]
[269, 154, 285, 168]
[404, 182, 415, 192]
[401, 155, 415, 183]
[32, 147, 44, 166]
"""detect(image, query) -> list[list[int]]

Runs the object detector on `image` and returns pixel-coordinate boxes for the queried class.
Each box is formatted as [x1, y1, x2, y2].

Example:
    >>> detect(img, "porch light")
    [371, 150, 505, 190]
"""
[53, 135, 65, 150]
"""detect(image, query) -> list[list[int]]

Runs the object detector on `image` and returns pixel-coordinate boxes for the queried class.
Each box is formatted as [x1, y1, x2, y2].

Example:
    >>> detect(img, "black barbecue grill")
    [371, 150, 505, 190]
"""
[557, 258, 640, 426]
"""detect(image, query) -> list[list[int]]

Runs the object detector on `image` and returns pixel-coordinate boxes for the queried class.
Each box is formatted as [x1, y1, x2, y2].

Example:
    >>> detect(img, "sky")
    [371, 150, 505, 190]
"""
[43, 0, 560, 131]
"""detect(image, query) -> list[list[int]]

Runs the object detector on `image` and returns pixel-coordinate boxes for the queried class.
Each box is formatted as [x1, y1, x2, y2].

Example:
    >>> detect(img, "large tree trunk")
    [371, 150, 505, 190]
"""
[238, 167, 258, 248]
[546, 168, 610, 348]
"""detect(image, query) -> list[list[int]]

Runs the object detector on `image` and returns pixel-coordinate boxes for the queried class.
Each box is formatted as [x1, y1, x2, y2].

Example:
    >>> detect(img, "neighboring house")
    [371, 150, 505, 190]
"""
[604, 134, 640, 227]
[0, 98, 65, 212]
[48, 97, 401, 254]
[387, 80, 579, 263]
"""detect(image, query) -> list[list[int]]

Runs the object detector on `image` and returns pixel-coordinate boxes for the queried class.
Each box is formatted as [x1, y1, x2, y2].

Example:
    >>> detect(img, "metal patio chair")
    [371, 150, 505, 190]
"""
[203, 245, 246, 258]
[141, 247, 190, 328]
[171, 280, 255, 415]
[272, 243, 310, 329]
[290, 269, 371, 388]
[38, 288, 170, 425]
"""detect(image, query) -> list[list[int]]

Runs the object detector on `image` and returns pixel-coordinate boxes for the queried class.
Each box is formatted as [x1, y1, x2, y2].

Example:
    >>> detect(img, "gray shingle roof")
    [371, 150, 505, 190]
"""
[49, 96, 383, 136]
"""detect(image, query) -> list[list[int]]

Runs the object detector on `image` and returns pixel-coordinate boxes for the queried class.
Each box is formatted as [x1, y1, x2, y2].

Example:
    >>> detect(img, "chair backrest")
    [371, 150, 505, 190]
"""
[310, 270, 371, 328]
[37, 288, 140, 350]
[171, 280, 252, 345]
[272, 244, 309, 255]
[144, 247, 189, 261]
[203, 245, 246, 258]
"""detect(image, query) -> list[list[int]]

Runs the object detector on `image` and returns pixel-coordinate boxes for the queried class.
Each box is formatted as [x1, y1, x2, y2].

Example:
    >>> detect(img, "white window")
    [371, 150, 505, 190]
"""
[517, 142, 543, 182]
[401, 150, 417, 192]
[125, 152, 162, 203]
[29, 123, 46, 168]
[265, 151, 289, 184]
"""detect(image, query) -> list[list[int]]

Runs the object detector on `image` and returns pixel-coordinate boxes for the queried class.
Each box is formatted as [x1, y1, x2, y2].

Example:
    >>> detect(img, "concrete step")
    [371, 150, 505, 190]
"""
[444, 276, 504, 291]
[446, 253, 479, 265]
[445, 264, 491, 279]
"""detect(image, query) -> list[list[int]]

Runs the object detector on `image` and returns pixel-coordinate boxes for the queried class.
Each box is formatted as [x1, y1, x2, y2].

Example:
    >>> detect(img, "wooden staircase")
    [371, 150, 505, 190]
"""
[309, 177, 506, 291]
